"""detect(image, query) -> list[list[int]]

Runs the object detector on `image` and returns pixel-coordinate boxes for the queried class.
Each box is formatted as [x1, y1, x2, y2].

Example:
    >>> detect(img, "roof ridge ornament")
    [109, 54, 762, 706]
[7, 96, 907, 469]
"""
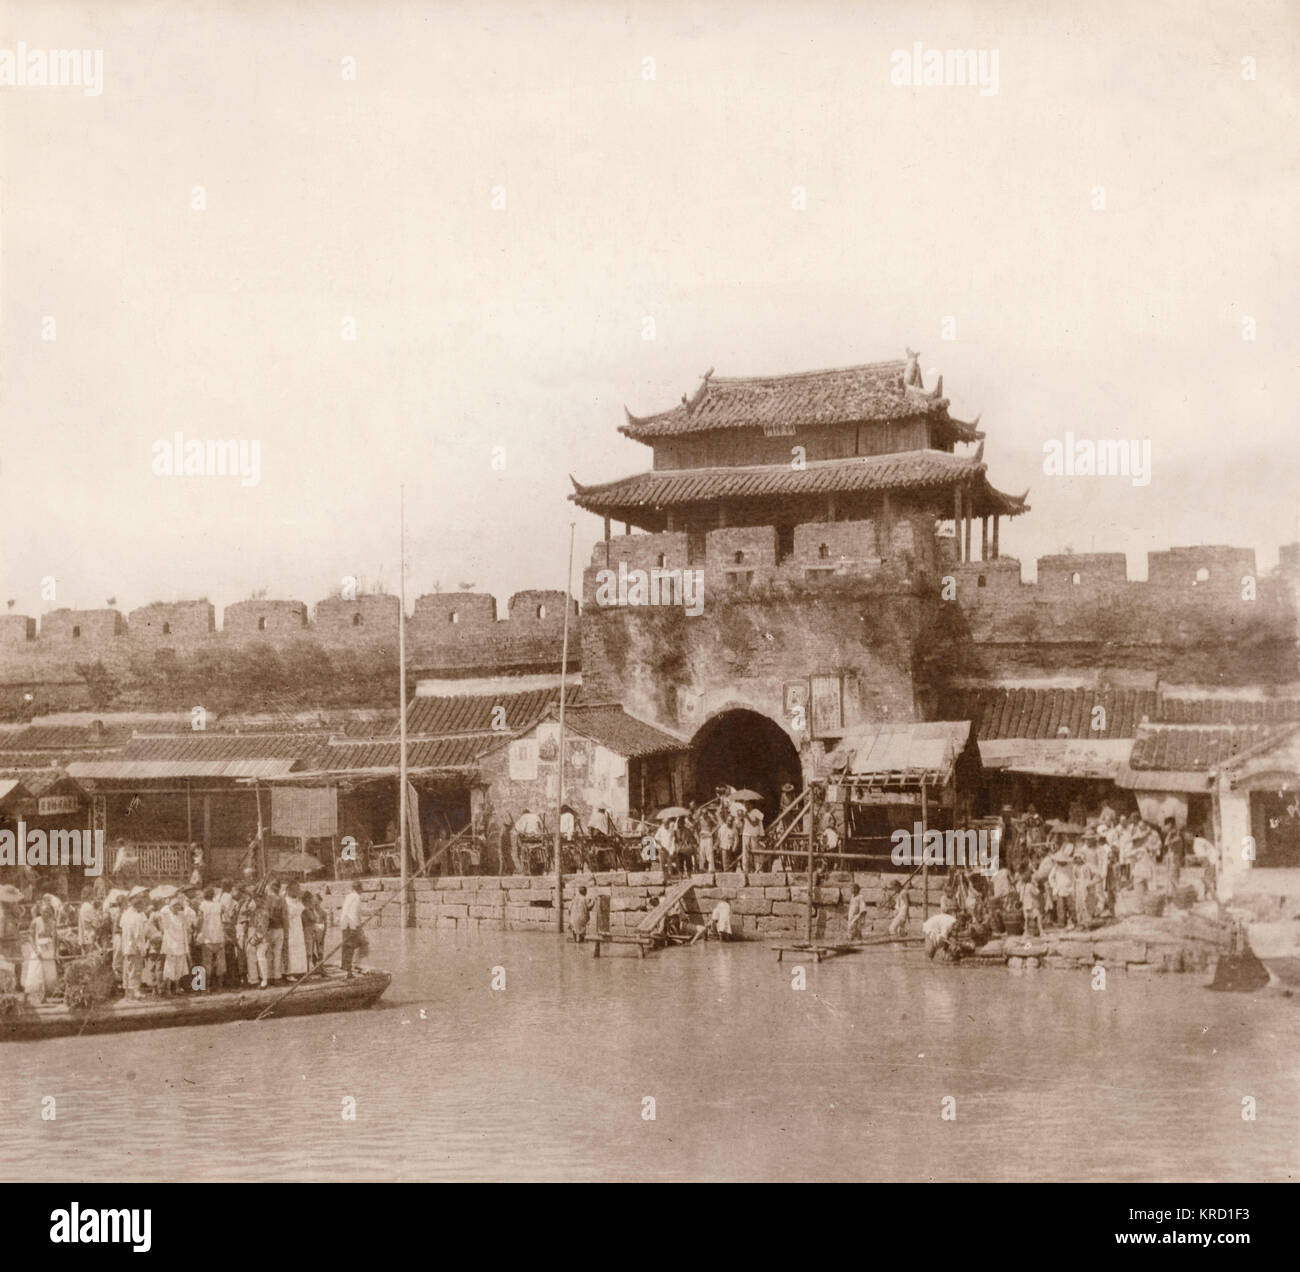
[903, 347, 923, 387]
[683, 368, 714, 416]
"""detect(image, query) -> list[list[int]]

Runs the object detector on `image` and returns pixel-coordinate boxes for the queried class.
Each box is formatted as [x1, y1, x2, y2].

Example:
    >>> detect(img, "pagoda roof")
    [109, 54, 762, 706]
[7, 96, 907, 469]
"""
[570, 450, 1028, 522]
[621, 358, 965, 442]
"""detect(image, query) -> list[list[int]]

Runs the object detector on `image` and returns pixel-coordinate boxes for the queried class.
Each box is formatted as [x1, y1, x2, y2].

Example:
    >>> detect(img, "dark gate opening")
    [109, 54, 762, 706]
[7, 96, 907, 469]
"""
[690, 708, 802, 821]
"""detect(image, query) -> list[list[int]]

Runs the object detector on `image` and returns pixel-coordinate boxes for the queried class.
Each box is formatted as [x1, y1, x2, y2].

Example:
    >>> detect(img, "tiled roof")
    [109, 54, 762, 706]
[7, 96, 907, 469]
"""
[405, 686, 579, 736]
[620, 361, 949, 440]
[0, 768, 75, 796]
[943, 688, 1158, 740]
[1158, 698, 1300, 726]
[571, 452, 1028, 517]
[320, 736, 489, 771]
[125, 734, 328, 762]
[0, 750, 113, 769]
[0, 724, 132, 751]
[1128, 725, 1283, 772]
[556, 705, 685, 758]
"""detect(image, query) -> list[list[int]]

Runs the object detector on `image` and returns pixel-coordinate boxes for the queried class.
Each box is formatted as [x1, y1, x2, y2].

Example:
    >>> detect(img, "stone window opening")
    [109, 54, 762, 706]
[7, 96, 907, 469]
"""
[450, 611, 460, 624]
[258, 617, 267, 631]
[656, 553, 667, 568]
[162, 621, 171, 634]
[733, 550, 745, 564]
[536, 604, 547, 619]
[1195, 567, 1210, 583]
[977, 575, 987, 588]
[1071, 572, 1081, 585]
[818, 543, 829, 559]
[352, 613, 363, 626]
[72, 625, 81, 638]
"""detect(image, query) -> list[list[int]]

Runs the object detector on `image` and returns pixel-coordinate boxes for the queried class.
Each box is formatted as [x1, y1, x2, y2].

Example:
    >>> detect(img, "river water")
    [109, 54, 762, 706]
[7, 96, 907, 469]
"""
[3, 929, 1297, 1182]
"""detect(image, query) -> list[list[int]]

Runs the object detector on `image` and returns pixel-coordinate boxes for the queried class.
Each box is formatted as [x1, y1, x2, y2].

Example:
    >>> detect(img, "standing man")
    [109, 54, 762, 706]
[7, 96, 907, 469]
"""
[197, 886, 227, 990]
[265, 880, 287, 984]
[119, 895, 150, 1000]
[340, 879, 365, 977]
[741, 806, 764, 873]
[568, 885, 593, 943]
[846, 883, 868, 940]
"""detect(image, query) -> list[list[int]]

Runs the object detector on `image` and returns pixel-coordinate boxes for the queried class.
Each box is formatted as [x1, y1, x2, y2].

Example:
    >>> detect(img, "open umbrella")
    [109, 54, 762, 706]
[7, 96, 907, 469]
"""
[128, 886, 149, 898]
[104, 888, 127, 905]
[656, 806, 689, 821]
[149, 884, 180, 900]
[0, 884, 23, 903]
[730, 789, 763, 802]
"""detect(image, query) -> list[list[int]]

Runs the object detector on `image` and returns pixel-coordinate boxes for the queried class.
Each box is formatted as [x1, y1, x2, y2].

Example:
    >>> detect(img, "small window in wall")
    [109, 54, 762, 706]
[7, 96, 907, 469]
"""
[1071, 572, 1081, 586]
[818, 543, 829, 559]
[536, 604, 547, 619]
[1195, 567, 1210, 583]
[656, 553, 667, 568]
[977, 575, 987, 588]
[162, 622, 171, 634]
[72, 625, 81, 638]
[776, 524, 795, 564]
[258, 617, 267, 631]
[352, 613, 363, 626]
[733, 550, 745, 564]
[450, 611, 460, 624]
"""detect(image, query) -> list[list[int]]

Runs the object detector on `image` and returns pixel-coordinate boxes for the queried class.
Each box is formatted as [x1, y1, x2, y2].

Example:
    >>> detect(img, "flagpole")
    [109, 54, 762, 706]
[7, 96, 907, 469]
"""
[399, 484, 409, 931]
[554, 522, 575, 933]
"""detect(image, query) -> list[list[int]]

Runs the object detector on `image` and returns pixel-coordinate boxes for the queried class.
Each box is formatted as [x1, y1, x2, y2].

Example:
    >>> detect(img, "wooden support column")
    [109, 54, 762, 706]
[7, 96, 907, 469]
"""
[623, 522, 631, 535]
[603, 515, 611, 567]
[202, 792, 212, 858]
[981, 516, 989, 562]
[665, 510, 676, 532]
[964, 498, 972, 563]
[993, 515, 1000, 559]
[953, 487, 964, 562]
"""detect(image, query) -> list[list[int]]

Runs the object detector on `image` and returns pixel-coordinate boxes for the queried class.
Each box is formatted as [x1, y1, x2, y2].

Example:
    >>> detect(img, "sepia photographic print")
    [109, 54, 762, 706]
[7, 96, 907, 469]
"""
[0, 0, 1297, 1229]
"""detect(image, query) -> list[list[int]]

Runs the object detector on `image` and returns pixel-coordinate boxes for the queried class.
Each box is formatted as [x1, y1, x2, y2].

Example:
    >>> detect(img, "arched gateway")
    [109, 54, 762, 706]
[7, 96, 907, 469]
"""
[690, 708, 802, 819]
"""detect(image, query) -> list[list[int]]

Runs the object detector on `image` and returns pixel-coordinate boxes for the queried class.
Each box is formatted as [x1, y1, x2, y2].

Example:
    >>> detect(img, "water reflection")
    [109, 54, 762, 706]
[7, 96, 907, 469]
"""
[1, 928, 1296, 1181]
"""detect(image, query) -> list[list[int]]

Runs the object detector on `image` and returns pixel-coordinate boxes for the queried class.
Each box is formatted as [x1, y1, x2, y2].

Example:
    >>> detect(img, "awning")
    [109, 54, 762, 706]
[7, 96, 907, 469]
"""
[829, 721, 972, 786]
[1115, 766, 1213, 793]
[979, 738, 1131, 780]
[66, 759, 299, 781]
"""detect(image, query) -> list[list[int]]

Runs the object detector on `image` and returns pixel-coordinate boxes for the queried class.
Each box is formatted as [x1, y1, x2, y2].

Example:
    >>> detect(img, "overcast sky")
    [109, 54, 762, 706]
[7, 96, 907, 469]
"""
[2, 0, 1297, 622]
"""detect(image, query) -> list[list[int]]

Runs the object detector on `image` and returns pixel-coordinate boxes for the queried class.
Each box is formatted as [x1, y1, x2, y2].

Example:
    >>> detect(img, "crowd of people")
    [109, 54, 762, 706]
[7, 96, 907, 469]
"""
[0, 869, 347, 1006]
[917, 800, 1212, 960]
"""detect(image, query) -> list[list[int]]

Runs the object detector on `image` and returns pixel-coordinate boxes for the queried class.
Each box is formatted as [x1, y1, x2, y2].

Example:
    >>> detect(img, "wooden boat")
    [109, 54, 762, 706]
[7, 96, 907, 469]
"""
[1244, 919, 1300, 989]
[0, 968, 391, 1042]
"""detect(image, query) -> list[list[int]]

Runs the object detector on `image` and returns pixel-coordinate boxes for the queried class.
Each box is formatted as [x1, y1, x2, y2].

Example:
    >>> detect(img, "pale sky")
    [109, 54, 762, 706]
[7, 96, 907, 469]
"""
[2, 0, 1298, 622]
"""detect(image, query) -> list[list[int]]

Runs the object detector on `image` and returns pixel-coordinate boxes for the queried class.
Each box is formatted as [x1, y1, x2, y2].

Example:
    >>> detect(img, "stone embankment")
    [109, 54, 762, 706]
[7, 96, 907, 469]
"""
[314, 873, 1231, 973]
[317, 870, 936, 941]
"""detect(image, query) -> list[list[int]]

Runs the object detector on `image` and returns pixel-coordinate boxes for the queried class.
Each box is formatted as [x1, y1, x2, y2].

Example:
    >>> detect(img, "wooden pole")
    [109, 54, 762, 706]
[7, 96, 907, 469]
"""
[804, 786, 815, 944]
[993, 515, 1000, 559]
[921, 778, 929, 920]
[953, 487, 964, 562]
[554, 522, 575, 932]
[399, 484, 409, 932]
[981, 516, 988, 561]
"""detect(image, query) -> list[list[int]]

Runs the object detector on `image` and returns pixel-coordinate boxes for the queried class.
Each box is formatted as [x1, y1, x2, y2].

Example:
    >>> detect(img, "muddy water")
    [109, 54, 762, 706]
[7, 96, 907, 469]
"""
[2, 929, 1296, 1181]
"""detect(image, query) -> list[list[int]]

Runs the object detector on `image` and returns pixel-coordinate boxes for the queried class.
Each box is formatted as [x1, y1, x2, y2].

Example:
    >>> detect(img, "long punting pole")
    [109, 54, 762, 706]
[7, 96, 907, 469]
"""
[554, 522, 575, 933]
[399, 484, 409, 932]
[804, 789, 815, 944]
[920, 777, 929, 920]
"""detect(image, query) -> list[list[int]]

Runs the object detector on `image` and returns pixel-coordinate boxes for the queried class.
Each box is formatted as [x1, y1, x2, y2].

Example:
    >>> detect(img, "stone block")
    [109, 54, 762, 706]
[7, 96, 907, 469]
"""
[628, 871, 664, 886]
[502, 877, 532, 889]
[1094, 940, 1146, 964]
[764, 887, 791, 901]
[715, 872, 746, 887]
[596, 871, 628, 886]
[436, 917, 458, 930]
[433, 877, 464, 890]
[733, 897, 772, 916]
[469, 905, 502, 919]
[771, 901, 805, 917]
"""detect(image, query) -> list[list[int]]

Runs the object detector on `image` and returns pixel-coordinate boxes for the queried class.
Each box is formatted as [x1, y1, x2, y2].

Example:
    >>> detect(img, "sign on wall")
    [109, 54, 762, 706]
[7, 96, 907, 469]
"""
[783, 680, 809, 722]
[38, 795, 81, 816]
[509, 738, 539, 781]
[809, 674, 843, 738]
